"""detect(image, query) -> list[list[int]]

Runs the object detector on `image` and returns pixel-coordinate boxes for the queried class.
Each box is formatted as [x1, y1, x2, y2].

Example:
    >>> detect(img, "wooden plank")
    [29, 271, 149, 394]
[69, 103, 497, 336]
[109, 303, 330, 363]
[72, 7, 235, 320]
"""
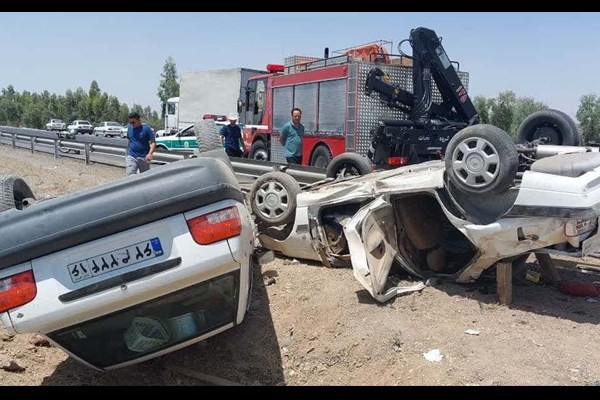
[496, 261, 513, 306]
[534, 252, 562, 284]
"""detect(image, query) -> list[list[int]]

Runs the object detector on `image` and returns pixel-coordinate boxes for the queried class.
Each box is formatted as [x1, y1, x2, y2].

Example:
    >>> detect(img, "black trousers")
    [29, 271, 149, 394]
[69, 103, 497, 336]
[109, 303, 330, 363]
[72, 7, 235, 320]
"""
[225, 147, 243, 158]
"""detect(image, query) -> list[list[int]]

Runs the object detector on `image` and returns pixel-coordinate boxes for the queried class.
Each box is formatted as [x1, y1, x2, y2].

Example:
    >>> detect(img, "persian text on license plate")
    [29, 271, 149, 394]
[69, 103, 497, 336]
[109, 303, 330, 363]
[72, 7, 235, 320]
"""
[67, 238, 164, 283]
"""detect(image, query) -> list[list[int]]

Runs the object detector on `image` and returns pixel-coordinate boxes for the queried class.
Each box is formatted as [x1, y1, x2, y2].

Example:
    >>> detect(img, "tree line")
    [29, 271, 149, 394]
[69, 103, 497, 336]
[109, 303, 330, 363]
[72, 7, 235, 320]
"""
[0, 56, 181, 132]
[474, 91, 600, 144]
[4, 56, 600, 144]
[0, 81, 162, 131]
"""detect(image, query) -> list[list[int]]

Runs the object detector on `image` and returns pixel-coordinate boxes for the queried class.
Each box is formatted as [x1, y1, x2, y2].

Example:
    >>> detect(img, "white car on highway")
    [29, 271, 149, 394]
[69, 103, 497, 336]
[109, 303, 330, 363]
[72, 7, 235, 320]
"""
[67, 120, 94, 135]
[46, 119, 66, 131]
[0, 155, 255, 371]
[94, 122, 126, 138]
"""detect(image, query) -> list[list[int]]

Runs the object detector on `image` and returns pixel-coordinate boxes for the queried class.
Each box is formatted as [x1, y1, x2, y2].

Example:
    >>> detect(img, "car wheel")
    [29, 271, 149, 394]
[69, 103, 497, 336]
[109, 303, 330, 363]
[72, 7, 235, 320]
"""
[194, 120, 222, 152]
[249, 171, 300, 227]
[445, 124, 518, 195]
[249, 140, 268, 160]
[0, 174, 36, 212]
[310, 145, 332, 168]
[326, 152, 372, 179]
[516, 108, 580, 146]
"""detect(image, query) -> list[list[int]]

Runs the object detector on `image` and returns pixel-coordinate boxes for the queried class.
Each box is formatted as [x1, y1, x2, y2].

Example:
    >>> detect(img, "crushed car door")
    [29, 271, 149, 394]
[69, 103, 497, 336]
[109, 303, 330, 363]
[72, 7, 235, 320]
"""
[345, 196, 425, 303]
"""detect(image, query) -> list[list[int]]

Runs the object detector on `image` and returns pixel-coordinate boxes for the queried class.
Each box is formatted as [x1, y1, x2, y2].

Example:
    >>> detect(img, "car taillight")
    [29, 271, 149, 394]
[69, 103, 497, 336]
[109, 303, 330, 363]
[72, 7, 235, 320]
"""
[387, 157, 410, 167]
[0, 271, 37, 313]
[187, 207, 242, 245]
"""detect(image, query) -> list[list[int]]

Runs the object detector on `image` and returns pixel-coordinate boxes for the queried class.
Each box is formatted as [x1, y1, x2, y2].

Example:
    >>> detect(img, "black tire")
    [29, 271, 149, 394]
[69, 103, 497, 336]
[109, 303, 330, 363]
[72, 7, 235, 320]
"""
[310, 145, 332, 168]
[156, 144, 167, 151]
[194, 119, 223, 152]
[0, 174, 35, 212]
[516, 108, 580, 146]
[249, 140, 268, 161]
[249, 171, 300, 226]
[551, 109, 580, 146]
[445, 124, 518, 195]
[326, 152, 372, 179]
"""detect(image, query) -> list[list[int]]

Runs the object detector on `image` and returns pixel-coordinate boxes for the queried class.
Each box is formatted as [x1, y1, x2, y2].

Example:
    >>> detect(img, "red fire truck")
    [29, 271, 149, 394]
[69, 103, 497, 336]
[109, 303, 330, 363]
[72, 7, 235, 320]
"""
[238, 40, 469, 168]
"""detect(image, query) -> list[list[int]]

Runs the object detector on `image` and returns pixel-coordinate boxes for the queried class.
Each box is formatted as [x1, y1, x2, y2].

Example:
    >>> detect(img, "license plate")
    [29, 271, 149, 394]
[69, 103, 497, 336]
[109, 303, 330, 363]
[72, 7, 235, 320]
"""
[67, 238, 164, 284]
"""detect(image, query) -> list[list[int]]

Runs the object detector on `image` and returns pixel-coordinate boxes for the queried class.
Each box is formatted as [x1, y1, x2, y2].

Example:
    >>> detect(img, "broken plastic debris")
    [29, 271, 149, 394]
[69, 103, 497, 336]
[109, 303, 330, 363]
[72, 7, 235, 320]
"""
[525, 270, 541, 284]
[464, 329, 481, 336]
[586, 298, 598, 303]
[423, 349, 444, 362]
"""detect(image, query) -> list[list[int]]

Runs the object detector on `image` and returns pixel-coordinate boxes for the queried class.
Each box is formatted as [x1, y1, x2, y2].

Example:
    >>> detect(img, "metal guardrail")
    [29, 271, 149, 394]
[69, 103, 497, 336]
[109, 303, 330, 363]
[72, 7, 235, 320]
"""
[0, 126, 326, 184]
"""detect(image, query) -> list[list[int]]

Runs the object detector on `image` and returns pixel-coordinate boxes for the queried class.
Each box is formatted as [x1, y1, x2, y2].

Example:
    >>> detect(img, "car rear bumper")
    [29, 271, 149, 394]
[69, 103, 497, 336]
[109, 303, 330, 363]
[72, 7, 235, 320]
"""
[0, 200, 254, 370]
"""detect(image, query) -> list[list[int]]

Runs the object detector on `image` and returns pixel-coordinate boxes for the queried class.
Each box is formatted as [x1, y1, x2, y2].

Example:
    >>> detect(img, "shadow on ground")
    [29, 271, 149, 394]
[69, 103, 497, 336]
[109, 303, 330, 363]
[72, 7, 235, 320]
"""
[42, 266, 284, 386]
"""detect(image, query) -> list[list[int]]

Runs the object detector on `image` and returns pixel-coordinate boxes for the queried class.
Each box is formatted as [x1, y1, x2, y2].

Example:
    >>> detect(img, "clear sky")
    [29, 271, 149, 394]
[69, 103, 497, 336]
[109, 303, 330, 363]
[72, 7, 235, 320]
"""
[0, 12, 597, 119]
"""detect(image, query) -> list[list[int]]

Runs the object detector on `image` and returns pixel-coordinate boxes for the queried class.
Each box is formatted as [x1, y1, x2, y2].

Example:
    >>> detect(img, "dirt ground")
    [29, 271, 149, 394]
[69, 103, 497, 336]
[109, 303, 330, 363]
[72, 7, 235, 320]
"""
[3, 145, 600, 386]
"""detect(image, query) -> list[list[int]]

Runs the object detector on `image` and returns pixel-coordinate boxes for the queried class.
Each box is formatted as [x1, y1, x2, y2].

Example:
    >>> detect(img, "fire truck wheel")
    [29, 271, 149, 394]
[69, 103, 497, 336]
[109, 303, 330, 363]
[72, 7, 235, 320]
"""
[249, 171, 301, 227]
[249, 140, 268, 161]
[516, 109, 580, 146]
[326, 152, 373, 180]
[445, 124, 518, 195]
[310, 145, 333, 169]
[0, 174, 36, 213]
[194, 119, 223, 152]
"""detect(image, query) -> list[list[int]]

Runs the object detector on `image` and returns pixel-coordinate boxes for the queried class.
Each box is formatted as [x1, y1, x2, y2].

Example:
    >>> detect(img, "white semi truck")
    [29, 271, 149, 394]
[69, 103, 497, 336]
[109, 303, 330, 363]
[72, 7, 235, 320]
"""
[162, 67, 266, 134]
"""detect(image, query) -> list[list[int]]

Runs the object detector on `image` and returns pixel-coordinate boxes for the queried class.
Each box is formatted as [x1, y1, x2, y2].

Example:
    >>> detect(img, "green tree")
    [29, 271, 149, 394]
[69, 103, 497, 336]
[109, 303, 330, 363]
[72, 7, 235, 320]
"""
[88, 80, 101, 98]
[576, 94, 600, 143]
[0, 85, 22, 126]
[490, 91, 517, 134]
[157, 56, 180, 119]
[473, 95, 493, 124]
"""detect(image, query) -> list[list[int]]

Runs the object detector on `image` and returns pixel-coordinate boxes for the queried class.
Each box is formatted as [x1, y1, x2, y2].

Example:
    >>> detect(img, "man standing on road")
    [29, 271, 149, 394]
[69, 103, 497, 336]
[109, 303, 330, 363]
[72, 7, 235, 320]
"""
[279, 108, 304, 165]
[126, 112, 156, 176]
[219, 112, 243, 158]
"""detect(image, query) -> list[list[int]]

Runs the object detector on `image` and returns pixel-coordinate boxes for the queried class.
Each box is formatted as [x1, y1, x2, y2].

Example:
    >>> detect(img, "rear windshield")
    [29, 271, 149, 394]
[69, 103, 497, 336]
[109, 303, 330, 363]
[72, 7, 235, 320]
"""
[47, 270, 240, 369]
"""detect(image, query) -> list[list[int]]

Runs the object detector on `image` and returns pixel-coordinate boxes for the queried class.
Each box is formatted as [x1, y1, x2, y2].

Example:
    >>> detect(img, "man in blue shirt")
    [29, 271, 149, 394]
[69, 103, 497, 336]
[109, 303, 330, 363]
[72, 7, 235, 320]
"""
[125, 112, 156, 176]
[219, 113, 243, 158]
[279, 108, 304, 165]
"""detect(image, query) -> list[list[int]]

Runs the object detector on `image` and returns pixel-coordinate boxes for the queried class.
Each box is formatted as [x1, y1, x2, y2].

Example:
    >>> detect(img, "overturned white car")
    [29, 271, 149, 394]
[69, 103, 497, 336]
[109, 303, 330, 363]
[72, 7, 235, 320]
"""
[250, 124, 600, 302]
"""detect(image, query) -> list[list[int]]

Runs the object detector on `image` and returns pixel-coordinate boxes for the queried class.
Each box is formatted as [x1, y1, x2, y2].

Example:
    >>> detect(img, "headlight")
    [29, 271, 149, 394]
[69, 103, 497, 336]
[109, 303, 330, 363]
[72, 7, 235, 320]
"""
[565, 218, 598, 237]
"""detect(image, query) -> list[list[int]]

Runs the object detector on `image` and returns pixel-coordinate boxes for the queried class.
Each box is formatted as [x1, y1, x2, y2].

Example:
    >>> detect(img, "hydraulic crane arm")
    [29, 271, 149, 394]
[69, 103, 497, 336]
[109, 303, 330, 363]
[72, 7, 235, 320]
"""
[364, 27, 479, 125]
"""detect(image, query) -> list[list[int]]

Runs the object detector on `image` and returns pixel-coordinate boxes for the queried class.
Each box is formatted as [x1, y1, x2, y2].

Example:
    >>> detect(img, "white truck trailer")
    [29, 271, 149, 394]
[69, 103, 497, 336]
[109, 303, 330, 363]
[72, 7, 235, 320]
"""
[163, 67, 266, 133]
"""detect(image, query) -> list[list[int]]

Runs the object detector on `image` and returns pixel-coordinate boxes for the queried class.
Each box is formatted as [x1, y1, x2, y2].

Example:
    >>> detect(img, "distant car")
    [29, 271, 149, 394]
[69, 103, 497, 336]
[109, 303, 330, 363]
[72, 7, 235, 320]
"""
[46, 119, 66, 131]
[0, 155, 255, 371]
[94, 122, 126, 138]
[67, 120, 94, 135]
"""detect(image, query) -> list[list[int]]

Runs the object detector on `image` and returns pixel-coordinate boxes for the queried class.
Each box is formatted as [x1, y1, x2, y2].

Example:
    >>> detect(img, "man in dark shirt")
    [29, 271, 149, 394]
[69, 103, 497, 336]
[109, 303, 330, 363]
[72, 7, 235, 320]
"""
[219, 113, 243, 158]
[125, 112, 156, 176]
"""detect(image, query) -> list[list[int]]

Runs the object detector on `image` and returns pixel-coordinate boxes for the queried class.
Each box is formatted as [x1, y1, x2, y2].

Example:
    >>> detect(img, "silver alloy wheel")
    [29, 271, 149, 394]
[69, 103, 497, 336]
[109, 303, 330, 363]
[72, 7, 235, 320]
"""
[451, 137, 500, 189]
[254, 181, 290, 221]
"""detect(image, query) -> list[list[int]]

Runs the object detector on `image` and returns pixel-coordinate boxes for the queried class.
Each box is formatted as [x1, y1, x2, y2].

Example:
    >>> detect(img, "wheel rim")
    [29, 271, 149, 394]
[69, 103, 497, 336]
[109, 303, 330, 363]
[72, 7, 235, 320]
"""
[253, 149, 268, 161]
[254, 180, 289, 221]
[451, 137, 500, 189]
[531, 124, 560, 144]
[335, 163, 361, 179]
